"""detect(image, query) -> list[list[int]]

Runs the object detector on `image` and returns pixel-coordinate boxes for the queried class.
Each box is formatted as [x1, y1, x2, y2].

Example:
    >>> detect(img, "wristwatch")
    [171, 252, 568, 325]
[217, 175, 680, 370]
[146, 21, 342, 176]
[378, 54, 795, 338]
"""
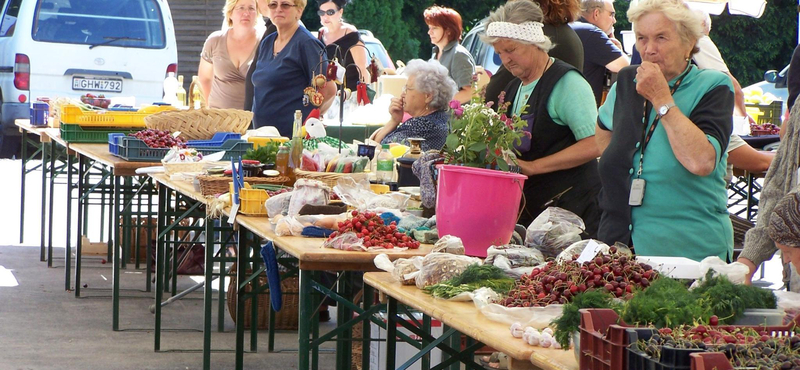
[657, 102, 676, 118]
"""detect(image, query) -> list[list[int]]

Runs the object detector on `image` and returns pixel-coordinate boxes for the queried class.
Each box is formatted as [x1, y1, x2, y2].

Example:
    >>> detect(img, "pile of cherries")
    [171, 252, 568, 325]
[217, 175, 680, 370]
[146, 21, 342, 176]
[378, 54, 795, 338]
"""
[130, 129, 187, 149]
[498, 246, 658, 307]
[328, 210, 420, 249]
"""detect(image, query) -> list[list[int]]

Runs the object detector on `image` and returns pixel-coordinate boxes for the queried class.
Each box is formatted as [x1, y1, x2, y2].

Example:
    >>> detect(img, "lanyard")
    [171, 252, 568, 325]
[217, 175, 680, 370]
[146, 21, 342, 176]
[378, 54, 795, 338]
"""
[635, 68, 691, 177]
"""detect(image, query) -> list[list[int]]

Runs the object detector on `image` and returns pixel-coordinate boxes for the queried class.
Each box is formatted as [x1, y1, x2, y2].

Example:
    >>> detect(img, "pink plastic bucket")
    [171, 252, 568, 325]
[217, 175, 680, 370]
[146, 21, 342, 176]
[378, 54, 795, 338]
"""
[436, 165, 526, 257]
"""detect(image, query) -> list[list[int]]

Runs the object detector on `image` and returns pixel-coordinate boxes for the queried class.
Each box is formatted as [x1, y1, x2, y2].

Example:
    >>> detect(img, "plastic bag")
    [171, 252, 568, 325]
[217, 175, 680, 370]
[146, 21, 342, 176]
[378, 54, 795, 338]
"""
[274, 215, 305, 236]
[775, 290, 800, 325]
[323, 232, 365, 251]
[414, 253, 481, 289]
[374, 254, 422, 285]
[485, 244, 546, 278]
[555, 239, 614, 265]
[698, 256, 750, 285]
[287, 179, 330, 216]
[472, 287, 563, 329]
[266, 191, 293, 218]
[525, 207, 584, 259]
[432, 235, 465, 255]
[333, 177, 410, 210]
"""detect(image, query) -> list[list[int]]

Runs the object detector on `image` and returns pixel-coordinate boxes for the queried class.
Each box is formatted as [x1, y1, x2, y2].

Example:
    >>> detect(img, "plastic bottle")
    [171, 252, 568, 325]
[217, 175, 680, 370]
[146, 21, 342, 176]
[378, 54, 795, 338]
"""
[275, 145, 293, 181]
[176, 75, 187, 107]
[162, 72, 179, 106]
[289, 110, 304, 172]
[376, 144, 394, 183]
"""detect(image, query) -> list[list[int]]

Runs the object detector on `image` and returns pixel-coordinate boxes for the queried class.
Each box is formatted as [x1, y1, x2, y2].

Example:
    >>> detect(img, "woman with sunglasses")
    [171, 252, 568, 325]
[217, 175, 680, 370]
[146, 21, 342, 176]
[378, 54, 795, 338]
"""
[251, 0, 336, 137]
[316, 0, 369, 91]
[199, 0, 265, 109]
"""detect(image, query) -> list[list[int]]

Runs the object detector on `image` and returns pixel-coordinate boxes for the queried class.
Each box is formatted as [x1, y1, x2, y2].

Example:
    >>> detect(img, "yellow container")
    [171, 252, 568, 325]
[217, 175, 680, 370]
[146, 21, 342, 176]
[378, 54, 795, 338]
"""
[229, 182, 270, 216]
[248, 136, 290, 149]
[61, 104, 151, 127]
[370, 184, 390, 194]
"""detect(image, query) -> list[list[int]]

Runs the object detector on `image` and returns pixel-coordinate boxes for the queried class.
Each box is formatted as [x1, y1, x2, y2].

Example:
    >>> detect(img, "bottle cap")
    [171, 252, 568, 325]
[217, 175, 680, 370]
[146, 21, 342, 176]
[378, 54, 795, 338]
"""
[382, 144, 390, 149]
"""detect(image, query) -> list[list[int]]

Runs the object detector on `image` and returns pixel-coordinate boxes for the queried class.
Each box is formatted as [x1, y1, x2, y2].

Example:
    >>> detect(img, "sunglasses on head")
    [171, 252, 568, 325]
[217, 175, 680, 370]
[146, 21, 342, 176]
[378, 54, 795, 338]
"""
[317, 9, 336, 16]
[268, 2, 296, 10]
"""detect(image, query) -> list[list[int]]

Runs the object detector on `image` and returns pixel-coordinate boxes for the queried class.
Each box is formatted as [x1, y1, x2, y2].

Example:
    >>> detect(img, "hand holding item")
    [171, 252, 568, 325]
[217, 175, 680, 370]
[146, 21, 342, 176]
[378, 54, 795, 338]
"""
[635, 62, 672, 107]
[388, 96, 404, 125]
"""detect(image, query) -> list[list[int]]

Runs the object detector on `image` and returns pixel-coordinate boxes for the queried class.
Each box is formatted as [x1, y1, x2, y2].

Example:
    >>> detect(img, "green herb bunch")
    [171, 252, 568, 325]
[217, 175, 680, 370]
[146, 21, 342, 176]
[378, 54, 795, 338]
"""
[423, 264, 514, 299]
[692, 271, 777, 324]
[243, 142, 278, 164]
[621, 277, 713, 328]
[552, 290, 622, 349]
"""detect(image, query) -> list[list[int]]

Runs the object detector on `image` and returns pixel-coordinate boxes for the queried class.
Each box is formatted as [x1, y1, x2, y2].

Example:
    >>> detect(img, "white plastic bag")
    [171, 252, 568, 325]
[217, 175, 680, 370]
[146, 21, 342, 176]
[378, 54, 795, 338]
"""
[414, 253, 481, 289]
[555, 239, 614, 265]
[287, 179, 330, 216]
[374, 254, 422, 285]
[432, 235, 465, 255]
[485, 245, 545, 278]
[266, 191, 293, 218]
[323, 232, 365, 251]
[525, 207, 584, 259]
[333, 177, 410, 210]
[699, 256, 750, 285]
[274, 215, 305, 236]
[775, 290, 800, 325]
[472, 287, 563, 329]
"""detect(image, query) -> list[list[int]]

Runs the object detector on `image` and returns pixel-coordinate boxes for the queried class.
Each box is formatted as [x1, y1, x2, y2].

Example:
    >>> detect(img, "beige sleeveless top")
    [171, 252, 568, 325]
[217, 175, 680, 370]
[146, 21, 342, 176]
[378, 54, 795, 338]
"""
[201, 27, 264, 109]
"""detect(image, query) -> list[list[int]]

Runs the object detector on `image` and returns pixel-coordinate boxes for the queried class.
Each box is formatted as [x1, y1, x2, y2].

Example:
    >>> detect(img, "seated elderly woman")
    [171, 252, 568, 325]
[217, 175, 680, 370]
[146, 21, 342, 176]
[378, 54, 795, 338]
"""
[369, 59, 456, 152]
[768, 191, 800, 289]
[595, 0, 734, 261]
[481, 0, 601, 234]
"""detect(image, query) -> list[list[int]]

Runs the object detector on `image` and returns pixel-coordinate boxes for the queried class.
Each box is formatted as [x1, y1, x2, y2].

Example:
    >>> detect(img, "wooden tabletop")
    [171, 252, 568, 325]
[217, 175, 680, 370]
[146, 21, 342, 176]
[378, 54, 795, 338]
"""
[69, 143, 160, 177]
[149, 172, 211, 204]
[363, 272, 578, 370]
[15, 119, 51, 142]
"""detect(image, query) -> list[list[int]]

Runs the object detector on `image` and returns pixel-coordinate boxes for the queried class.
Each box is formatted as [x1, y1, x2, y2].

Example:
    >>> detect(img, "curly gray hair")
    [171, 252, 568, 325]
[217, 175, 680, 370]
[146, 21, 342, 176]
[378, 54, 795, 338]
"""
[403, 59, 458, 111]
[480, 0, 553, 52]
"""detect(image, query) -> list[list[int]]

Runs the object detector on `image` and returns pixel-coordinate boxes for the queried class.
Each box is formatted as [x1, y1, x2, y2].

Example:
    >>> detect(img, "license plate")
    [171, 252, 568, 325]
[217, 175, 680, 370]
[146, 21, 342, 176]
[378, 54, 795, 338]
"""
[72, 76, 123, 93]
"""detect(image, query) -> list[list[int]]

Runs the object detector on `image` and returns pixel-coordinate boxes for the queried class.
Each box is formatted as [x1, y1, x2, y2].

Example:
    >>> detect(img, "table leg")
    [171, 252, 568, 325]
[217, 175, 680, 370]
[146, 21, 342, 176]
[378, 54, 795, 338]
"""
[74, 155, 86, 297]
[422, 315, 431, 370]
[40, 140, 48, 261]
[64, 152, 74, 291]
[113, 174, 122, 331]
[312, 270, 320, 370]
[146, 179, 154, 292]
[19, 131, 27, 244]
[235, 228, 249, 370]
[385, 297, 398, 370]
[47, 141, 55, 267]
[299, 269, 312, 370]
[336, 271, 353, 370]
[361, 284, 373, 370]
[202, 214, 215, 370]
[154, 185, 169, 351]
[250, 242, 261, 350]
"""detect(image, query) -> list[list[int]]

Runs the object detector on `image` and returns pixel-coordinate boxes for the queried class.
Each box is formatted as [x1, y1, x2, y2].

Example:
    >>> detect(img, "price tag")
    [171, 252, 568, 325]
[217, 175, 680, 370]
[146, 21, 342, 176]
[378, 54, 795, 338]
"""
[227, 203, 239, 224]
[575, 240, 602, 264]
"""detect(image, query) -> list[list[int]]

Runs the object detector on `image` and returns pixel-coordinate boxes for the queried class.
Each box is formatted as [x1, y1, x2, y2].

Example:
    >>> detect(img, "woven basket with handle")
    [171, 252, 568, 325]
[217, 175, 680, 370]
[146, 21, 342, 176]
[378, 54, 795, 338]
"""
[145, 108, 253, 140]
[226, 263, 299, 330]
[294, 169, 370, 189]
[197, 175, 291, 196]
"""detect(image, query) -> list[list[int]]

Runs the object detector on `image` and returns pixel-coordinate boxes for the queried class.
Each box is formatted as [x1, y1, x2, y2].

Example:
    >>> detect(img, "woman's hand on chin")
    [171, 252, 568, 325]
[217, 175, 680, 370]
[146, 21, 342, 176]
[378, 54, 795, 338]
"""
[388, 97, 404, 124]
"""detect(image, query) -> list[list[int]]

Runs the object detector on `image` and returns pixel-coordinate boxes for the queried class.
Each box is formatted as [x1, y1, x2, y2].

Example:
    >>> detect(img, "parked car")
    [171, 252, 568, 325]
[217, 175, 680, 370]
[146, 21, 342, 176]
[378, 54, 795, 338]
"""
[461, 21, 501, 75]
[0, 0, 178, 157]
[359, 30, 396, 73]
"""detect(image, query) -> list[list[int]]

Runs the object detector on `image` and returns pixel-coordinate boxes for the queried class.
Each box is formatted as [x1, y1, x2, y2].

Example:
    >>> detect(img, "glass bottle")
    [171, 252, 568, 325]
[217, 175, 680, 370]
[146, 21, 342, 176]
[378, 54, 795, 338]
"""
[289, 110, 304, 172]
[176, 75, 187, 107]
[376, 144, 394, 183]
[275, 145, 293, 181]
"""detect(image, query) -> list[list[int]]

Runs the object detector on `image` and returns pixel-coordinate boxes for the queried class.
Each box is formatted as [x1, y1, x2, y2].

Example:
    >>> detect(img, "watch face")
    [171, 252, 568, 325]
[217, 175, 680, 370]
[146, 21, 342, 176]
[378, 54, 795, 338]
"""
[659, 105, 668, 115]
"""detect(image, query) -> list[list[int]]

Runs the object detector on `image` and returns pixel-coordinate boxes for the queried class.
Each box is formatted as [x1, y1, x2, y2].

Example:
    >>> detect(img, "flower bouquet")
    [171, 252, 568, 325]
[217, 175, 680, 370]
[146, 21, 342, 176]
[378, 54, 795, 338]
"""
[442, 91, 530, 171]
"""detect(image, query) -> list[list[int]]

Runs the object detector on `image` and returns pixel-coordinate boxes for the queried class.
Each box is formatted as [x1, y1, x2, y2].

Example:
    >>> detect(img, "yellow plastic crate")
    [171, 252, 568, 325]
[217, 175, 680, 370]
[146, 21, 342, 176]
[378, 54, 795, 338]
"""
[248, 136, 289, 149]
[229, 182, 270, 216]
[60, 105, 151, 127]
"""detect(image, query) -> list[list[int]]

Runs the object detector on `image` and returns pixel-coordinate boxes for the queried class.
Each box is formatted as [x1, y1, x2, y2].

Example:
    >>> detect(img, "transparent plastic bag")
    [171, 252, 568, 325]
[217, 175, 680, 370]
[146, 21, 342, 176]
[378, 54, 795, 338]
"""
[374, 254, 422, 285]
[472, 287, 563, 329]
[414, 253, 481, 289]
[432, 235, 465, 255]
[274, 215, 305, 236]
[266, 191, 293, 218]
[555, 239, 613, 265]
[485, 245, 545, 277]
[775, 290, 800, 325]
[333, 177, 409, 210]
[525, 207, 584, 259]
[323, 231, 365, 251]
[697, 256, 750, 285]
[287, 179, 330, 216]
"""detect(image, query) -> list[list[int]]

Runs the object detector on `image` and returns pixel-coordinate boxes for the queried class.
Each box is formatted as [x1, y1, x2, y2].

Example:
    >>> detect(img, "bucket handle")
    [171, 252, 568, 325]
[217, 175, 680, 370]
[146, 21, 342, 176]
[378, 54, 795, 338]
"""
[515, 178, 526, 224]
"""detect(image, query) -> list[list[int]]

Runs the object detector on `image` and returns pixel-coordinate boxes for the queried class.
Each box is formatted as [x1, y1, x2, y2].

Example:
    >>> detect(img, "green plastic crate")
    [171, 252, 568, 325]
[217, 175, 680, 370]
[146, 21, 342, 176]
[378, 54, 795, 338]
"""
[115, 137, 253, 162]
[60, 123, 140, 143]
[745, 101, 783, 126]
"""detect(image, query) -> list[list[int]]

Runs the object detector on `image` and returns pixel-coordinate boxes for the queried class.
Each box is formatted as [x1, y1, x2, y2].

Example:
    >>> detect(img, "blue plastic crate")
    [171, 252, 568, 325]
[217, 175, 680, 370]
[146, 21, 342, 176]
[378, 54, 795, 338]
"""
[114, 137, 253, 162]
[108, 133, 126, 155]
[186, 132, 241, 147]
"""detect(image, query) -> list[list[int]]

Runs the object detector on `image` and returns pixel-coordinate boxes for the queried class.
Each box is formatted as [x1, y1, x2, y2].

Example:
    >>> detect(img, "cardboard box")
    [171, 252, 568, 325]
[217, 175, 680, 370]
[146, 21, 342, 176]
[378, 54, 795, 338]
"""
[369, 312, 443, 370]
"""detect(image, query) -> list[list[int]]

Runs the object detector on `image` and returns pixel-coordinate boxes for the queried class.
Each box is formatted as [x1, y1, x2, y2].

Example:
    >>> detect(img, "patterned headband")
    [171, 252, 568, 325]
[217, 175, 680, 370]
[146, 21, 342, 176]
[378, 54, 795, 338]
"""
[485, 21, 548, 44]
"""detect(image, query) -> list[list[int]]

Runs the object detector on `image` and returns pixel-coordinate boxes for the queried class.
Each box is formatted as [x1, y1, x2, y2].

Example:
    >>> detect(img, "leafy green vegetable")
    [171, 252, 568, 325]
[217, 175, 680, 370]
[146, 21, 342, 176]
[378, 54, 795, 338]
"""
[692, 271, 777, 324]
[243, 142, 278, 164]
[552, 290, 621, 349]
[422, 264, 514, 299]
[621, 277, 712, 328]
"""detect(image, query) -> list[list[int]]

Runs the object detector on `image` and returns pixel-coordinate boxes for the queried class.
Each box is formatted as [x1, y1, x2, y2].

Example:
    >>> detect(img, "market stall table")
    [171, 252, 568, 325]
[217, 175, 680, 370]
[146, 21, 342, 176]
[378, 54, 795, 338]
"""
[235, 214, 434, 370]
[741, 134, 780, 150]
[16, 119, 53, 257]
[363, 272, 578, 370]
[67, 142, 160, 331]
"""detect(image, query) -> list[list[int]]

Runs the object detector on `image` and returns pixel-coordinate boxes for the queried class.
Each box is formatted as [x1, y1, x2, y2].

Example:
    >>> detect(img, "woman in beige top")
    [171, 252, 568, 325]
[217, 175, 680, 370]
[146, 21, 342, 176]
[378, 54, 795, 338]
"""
[199, 0, 265, 109]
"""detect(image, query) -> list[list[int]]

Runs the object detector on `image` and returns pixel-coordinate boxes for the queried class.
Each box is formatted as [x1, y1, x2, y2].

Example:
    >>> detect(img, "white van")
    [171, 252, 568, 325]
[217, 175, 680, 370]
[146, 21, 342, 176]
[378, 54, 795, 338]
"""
[0, 0, 177, 157]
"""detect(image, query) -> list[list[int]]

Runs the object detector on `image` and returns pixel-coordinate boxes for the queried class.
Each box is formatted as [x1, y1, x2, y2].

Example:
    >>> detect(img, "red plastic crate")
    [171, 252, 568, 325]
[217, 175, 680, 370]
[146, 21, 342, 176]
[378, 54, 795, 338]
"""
[578, 309, 632, 370]
[690, 352, 733, 370]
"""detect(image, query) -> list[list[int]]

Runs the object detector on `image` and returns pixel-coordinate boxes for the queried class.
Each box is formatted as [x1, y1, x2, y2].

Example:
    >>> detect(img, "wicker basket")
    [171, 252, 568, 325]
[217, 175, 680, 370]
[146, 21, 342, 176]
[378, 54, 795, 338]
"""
[226, 264, 299, 330]
[294, 169, 370, 188]
[197, 175, 291, 196]
[145, 108, 253, 140]
[163, 162, 205, 175]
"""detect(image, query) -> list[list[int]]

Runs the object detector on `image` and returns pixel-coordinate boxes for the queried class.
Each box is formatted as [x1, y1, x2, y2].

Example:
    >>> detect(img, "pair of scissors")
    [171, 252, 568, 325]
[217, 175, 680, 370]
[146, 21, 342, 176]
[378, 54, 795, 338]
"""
[231, 156, 244, 205]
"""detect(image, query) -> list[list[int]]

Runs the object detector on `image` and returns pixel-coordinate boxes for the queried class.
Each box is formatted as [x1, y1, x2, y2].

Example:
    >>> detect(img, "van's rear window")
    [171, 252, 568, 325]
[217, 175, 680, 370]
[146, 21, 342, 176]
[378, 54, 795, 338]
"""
[32, 0, 166, 48]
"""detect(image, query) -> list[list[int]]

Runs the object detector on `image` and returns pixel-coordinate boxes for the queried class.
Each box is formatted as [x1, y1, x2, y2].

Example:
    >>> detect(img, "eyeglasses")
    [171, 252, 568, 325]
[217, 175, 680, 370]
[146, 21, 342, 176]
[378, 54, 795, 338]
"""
[267, 2, 297, 10]
[317, 9, 336, 16]
[401, 85, 416, 94]
[234, 5, 257, 13]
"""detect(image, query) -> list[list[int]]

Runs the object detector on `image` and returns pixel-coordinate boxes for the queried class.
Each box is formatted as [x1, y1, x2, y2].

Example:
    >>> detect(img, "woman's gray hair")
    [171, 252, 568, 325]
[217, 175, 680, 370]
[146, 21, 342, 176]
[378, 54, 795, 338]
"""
[480, 0, 553, 52]
[628, 0, 704, 54]
[404, 59, 458, 111]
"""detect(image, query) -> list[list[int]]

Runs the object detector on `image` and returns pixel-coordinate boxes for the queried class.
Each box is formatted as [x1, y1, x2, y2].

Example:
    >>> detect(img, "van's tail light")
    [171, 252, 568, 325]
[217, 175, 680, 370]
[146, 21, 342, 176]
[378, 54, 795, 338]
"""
[166, 63, 177, 77]
[14, 54, 30, 91]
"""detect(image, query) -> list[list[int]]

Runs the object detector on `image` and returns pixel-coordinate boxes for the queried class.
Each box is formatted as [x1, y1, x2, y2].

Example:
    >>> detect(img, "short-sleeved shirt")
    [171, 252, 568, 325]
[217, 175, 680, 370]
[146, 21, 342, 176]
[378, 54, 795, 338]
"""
[381, 110, 448, 151]
[725, 134, 747, 183]
[251, 27, 328, 137]
[693, 36, 729, 73]
[597, 64, 734, 262]
[202, 28, 264, 109]
[433, 41, 475, 89]
[570, 20, 625, 105]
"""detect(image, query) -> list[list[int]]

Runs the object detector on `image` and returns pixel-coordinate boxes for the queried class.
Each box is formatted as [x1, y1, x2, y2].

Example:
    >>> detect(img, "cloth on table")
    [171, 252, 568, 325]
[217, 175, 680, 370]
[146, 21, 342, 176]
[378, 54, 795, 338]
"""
[301, 226, 335, 238]
[380, 212, 401, 227]
[412, 152, 442, 208]
[411, 228, 439, 244]
[399, 214, 427, 231]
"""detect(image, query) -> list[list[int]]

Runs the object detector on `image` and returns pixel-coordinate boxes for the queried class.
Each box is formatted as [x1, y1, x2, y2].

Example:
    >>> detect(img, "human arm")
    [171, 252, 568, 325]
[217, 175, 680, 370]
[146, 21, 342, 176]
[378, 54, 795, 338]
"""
[727, 143, 774, 175]
[370, 97, 404, 143]
[449, 46, 477, 104]
[596, 124, 612, 153]
[518, 137, 600, 176]
[453, 86, 474, 104]
[726, 72, 754, 123]
[636, 62, 731, 176]
[198, 59, 213, 106]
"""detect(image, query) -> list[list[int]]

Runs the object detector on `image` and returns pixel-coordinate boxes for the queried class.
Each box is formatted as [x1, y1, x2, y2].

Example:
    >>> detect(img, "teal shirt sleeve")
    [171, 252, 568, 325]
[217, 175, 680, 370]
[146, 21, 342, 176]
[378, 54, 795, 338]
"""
[597, 82, 617, 130]
[548, 70, 599, 140]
